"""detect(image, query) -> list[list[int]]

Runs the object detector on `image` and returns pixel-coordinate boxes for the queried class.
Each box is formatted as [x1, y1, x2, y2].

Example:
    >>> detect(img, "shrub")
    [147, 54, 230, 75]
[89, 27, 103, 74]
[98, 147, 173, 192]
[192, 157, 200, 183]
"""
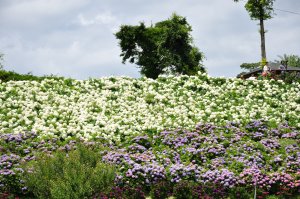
[23, 144, 115, 199]
[173, 180, 194, 199]
[95, 186, 146, 199]
[150, 180, 172, 199]
[228, 186, 253, 199]
[0, 70, 41, 82]
[192, 183, 227, 199]
[0, 69, 65, 82]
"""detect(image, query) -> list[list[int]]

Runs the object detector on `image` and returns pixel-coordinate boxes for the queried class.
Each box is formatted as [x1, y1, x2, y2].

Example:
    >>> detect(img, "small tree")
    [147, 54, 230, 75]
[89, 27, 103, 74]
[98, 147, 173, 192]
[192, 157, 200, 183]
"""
[240, 62, 260, 71]
[275, 54, 300, 68]
[0, 53, 4, 70]
[115, 13, 205, 79]
[234, 0, 275, 62]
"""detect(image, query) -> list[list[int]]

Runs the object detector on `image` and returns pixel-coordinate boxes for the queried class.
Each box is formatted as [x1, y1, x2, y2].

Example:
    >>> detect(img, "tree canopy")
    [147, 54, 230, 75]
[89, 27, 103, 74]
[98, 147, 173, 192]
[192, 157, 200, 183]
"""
[115, 14, 205, 79]
[235, 0, 275, 20]
[240, 62, 260, 71]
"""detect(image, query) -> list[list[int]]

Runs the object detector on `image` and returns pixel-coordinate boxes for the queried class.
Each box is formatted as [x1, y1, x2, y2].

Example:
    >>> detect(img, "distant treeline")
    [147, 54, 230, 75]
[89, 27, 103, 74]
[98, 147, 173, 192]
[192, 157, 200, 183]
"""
[0, 69, 65, 82]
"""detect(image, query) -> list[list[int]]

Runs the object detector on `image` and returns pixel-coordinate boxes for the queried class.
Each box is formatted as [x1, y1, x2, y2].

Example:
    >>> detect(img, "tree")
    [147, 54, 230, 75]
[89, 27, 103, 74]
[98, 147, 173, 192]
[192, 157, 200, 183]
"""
[275, 54, 300, 67]
[0, 53, 4, 70]
[115, 14, 205, 79]
[240, 62, 260, 71]
[234, 0, 275, 63]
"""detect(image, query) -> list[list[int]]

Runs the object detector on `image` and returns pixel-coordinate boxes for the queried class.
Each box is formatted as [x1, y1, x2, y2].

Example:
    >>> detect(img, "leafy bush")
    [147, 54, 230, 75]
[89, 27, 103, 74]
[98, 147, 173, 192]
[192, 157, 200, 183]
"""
[150, 180, 172, 199]
[266, 195, 280, 199]
[23, 144, 115, 199]
[96, 186, 146, 199]
[0, 69, 65, 82]
[192, 183, 227, 199]
[0, 70, 41, 82]
[228, 186, 253, 199]
[173, 180, 194, 199]
[280, 72, 300, 83]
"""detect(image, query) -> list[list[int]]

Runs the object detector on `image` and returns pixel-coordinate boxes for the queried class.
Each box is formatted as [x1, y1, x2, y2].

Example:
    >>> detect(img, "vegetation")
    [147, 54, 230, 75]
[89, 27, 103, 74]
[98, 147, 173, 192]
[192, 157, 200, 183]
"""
[234, 0, 275, 61]
[1, 74, 300, 141]
[0, 69, 66, 82]
[275, 54, 300, 67]
[240, 62, 260, 71]
[0, 76, 300, 198]
[23, 144, 115, 199]
[0, 53, 3, 70]
[115, 13, 205, 79]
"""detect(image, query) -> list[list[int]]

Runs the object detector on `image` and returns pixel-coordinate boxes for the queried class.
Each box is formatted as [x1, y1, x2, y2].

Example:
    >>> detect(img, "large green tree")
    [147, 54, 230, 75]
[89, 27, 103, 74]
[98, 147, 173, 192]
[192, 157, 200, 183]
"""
[234, 0, 275, 62]
[115, 14, 205, 79]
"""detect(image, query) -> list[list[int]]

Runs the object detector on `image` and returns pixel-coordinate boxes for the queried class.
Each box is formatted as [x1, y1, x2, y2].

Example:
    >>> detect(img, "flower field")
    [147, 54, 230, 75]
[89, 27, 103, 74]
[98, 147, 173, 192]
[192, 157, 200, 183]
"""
[0, 73, 300, 142]
[103, 121, 300, 194]
[0, 73, 300, 198]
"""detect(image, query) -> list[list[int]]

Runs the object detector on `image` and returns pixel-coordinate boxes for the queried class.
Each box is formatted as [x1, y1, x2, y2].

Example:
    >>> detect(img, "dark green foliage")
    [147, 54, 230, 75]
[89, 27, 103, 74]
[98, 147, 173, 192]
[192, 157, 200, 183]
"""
[241, 0, 275, 20]
[115, 13, 205, 79]
[23, 144, 115, 199]
[96, 186, 146, 199]
[275, 54, 300, 68]
[233, 0, 275, 21]
[228, 186, 253, 199]
[173, 180, 194, 199]
[0, 53, 4, 69]
[0, 70, 41, 82]
[0, 69, 65, 82]
[150, 180, 172, 199]
[280, 72, 300, 83]
[240, 62, 260, 71]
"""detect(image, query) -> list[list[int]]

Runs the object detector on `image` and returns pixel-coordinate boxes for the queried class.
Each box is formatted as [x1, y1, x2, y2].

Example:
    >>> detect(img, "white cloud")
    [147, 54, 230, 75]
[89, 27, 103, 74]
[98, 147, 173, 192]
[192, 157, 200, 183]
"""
[0, 0, 299, 79]
[78, 12, 117, 26]
[0, 0, 88, 27]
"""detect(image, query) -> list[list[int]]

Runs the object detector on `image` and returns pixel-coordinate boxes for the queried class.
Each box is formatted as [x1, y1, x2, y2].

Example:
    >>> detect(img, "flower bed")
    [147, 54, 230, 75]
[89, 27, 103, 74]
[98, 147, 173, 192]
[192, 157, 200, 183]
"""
[0, 75, 300, 198]
[2, 120, 299, 198]
[0, 74, 300, 142]
[101, 121, 300, 197]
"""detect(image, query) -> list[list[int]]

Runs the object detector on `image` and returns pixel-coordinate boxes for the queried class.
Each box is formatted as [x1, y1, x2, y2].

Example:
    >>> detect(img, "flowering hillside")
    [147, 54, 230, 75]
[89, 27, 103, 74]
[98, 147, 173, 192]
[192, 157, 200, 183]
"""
[0, 73, 300, 142]
[0, 74, 300, 198]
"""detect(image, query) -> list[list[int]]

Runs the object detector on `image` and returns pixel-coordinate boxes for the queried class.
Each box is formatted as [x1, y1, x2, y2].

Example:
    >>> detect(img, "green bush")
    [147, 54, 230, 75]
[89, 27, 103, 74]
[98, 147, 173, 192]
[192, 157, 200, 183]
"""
[0, 70, 41, 82]
[23, 144, 115, 199]
[150, 180, 172, 199]
[228, 187, 253, 199]
[0, 69, 65, 82]
[173, 181, 194, 199]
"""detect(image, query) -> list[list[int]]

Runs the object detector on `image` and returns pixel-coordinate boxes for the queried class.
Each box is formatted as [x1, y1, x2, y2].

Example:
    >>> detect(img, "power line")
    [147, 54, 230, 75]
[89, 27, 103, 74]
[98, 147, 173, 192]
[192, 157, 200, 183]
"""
[239, 0, 300, 16]
[274, 8, 300, 16]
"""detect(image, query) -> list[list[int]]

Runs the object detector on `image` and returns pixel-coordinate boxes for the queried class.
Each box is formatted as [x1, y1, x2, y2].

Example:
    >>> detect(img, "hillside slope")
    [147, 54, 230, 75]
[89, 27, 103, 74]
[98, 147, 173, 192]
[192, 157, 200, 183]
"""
[0, 73, 299, 141]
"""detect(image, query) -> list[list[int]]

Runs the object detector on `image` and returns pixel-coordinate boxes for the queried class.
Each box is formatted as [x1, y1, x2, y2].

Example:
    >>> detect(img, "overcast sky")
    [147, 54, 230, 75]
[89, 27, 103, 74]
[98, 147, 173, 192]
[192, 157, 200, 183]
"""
[0, 0, 299, 79]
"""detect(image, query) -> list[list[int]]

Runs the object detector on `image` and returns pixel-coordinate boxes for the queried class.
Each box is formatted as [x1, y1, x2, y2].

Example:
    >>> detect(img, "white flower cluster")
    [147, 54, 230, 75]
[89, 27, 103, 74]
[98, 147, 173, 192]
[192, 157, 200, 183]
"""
[0, 74, 299, 142]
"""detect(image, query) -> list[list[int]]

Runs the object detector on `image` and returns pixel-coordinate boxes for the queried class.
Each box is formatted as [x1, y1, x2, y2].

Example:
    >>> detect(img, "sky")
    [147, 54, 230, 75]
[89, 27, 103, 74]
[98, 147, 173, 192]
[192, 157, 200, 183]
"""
[0, 0, 299, 79]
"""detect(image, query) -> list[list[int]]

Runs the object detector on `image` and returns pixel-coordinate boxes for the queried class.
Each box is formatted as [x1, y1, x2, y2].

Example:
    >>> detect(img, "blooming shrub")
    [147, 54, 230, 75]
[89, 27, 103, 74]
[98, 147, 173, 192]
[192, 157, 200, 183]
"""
[0, 74, 300, 142]
[0, 131, 108, 196]
[0, 121, 299, 197]
[102, 120, 300, 197]
[1, 74, 300, 197]
[23, 144, 115, 199]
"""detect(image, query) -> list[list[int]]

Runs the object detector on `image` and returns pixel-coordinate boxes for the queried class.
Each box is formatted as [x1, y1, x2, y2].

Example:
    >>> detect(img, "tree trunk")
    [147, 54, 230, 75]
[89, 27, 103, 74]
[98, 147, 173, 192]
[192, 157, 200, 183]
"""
[259, 17, 267, 61]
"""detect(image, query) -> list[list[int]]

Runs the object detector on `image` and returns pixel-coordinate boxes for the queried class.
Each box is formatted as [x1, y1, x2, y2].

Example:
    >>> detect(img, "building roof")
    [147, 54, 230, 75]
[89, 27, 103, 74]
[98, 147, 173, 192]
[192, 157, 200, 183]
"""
[237, 63, 300, 78]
